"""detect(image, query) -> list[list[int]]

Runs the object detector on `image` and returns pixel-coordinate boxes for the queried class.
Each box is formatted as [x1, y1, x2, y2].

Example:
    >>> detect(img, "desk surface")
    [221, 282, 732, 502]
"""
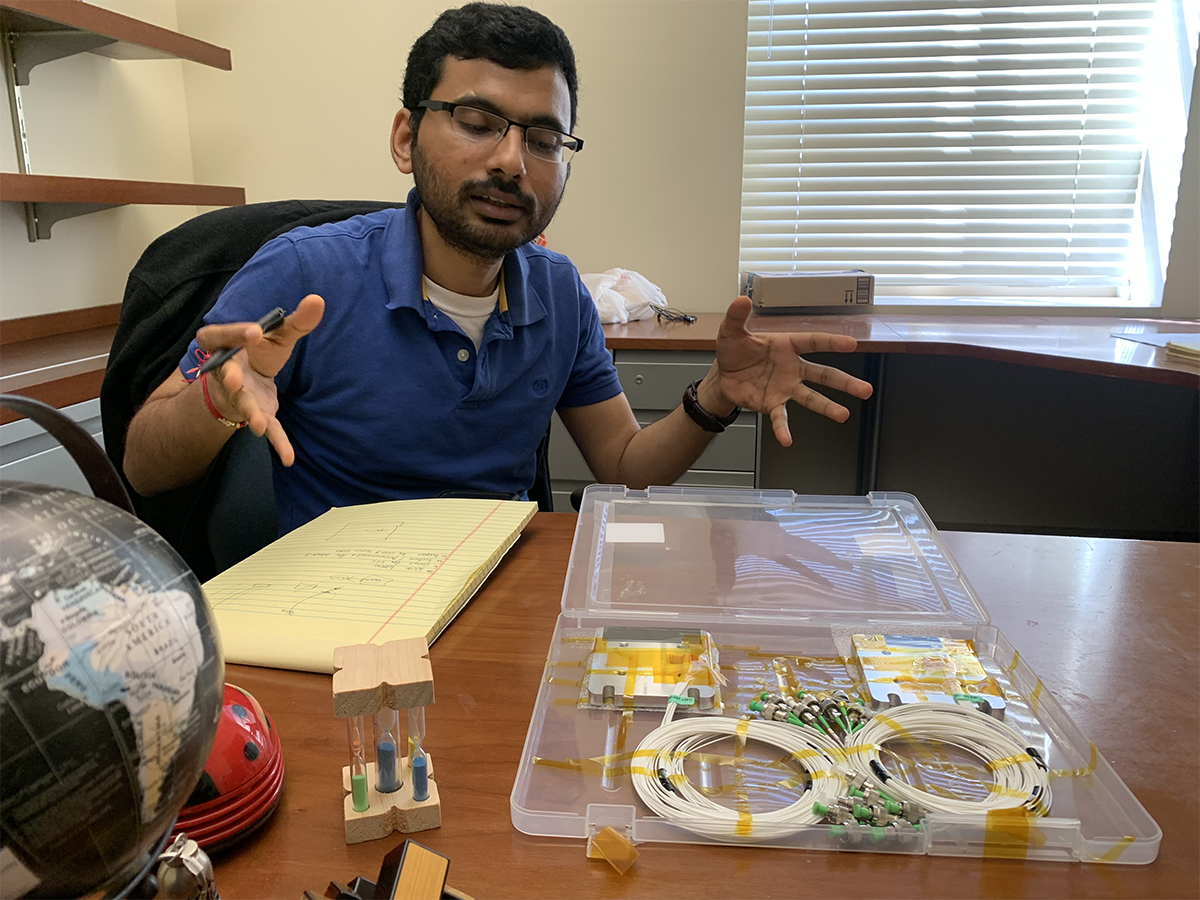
[604, 314, 1200, 388]
[211, 513, 1199, 899]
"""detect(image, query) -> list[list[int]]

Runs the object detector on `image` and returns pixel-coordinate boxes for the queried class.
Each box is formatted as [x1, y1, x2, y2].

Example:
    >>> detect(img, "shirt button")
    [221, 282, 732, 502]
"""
[457, 349, 470, 362]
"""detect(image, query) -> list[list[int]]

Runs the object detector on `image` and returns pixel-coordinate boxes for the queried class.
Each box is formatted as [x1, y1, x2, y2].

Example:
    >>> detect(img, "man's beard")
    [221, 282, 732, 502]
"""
[412, 139, 564, 262]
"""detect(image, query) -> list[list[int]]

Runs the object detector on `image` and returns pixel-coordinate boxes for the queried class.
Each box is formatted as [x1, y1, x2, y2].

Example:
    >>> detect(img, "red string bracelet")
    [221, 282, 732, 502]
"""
[199, 372, 247, 429]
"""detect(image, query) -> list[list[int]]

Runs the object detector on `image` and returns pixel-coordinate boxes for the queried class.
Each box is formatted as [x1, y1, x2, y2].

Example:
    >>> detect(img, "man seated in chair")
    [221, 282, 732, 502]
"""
[122, 2, 873, 536]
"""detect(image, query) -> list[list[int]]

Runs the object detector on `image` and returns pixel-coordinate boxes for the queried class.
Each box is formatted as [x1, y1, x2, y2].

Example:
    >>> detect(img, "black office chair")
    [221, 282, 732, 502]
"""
[102, 199, 556, 581]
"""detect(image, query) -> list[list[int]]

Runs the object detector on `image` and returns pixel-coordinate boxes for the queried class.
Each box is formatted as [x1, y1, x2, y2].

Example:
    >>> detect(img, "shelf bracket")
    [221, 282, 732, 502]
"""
[25, 201, 120, 241]
[7, 29, 116, 85]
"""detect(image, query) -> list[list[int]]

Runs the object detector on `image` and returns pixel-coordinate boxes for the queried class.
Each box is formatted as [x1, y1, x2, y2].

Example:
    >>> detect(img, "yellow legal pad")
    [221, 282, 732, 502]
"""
[203, 498, 538, 673]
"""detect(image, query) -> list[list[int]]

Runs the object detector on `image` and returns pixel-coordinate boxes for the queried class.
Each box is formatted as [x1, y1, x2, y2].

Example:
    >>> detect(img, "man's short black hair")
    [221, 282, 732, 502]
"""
[403, 3, 578, 132]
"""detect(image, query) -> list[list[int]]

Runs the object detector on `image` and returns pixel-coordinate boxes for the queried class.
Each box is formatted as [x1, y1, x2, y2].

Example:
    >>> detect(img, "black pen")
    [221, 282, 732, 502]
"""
[197, 307, 288, 376]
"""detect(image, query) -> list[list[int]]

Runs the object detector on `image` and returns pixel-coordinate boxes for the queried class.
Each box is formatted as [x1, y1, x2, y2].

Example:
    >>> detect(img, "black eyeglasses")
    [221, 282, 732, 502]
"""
[417, 100, 583, 164]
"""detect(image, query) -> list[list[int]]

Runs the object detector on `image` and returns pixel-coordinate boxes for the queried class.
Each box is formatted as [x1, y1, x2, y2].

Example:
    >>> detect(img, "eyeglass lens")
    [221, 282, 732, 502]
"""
[450, 106, 574, 163]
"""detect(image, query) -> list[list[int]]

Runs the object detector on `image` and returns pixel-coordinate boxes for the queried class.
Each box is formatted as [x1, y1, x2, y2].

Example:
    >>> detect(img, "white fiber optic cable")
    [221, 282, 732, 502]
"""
[845, 704, 1052, 816]
[630, 717, 847, 841]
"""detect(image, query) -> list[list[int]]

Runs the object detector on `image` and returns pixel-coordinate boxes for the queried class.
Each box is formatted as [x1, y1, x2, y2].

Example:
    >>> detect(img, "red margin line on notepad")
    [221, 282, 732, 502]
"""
[366, 500, 505, 644]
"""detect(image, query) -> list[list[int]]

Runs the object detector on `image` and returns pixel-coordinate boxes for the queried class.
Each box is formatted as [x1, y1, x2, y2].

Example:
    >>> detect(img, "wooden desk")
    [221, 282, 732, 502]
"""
[212, 513, 1199, 899]
[603, 313, 1200, 388]
[599, 314, 1199, 539]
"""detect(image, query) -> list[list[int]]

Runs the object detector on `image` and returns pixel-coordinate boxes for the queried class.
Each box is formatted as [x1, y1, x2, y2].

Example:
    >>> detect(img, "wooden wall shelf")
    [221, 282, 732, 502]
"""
[0, 173, 245, 238]
[0, 0, 231, 84]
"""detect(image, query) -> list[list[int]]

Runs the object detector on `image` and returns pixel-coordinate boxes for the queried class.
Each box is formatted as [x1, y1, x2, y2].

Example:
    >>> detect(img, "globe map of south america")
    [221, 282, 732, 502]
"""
[0, 483, 224, 898]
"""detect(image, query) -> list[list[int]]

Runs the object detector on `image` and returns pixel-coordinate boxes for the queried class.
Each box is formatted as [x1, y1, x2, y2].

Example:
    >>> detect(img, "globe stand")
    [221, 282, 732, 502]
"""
[103, 823, 174, 899]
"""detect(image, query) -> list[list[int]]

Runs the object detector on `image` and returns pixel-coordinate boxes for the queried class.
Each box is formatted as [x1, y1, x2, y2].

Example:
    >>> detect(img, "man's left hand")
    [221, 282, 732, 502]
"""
[708, 295, 874, 447]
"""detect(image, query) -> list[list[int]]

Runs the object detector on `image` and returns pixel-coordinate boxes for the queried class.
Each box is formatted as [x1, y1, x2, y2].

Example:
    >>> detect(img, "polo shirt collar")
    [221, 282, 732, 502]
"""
[383, 188, 547, 328]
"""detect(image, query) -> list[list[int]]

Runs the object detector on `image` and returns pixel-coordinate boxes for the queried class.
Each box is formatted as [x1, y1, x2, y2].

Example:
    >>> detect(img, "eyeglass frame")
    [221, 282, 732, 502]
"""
[416, 100, 583, 163]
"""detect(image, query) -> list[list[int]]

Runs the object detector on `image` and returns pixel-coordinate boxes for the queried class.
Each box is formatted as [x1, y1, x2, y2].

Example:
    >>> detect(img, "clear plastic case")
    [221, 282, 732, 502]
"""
[510, 487, 1161, 864]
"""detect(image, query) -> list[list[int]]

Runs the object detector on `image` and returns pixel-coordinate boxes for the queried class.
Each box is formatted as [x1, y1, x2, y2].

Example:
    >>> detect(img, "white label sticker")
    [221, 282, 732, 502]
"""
[605, 522, 665, 543]
[1, 847, 40, 898]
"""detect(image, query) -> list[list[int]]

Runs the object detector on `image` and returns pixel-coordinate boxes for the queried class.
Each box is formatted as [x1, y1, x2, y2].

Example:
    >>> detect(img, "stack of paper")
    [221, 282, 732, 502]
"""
[203, 498, 538, 673]
[1165, 339, 1200, 361]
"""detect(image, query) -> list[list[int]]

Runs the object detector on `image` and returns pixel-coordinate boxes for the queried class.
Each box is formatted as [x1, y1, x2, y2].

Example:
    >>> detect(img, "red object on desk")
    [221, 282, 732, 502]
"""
[172, 683, 285, 851]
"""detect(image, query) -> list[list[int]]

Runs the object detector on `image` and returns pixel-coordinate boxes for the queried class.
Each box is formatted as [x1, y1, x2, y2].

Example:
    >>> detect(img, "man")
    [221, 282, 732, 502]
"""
[123, 3, 872, 535]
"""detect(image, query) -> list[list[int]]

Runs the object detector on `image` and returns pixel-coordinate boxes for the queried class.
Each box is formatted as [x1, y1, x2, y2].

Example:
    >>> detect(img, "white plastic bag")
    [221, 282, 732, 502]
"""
[581, 268, 667, 324]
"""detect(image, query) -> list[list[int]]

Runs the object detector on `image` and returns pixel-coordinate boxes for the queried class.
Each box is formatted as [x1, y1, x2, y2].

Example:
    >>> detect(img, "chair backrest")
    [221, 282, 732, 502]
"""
[101, 200, 406, 580]
[101, 199, 554, 581]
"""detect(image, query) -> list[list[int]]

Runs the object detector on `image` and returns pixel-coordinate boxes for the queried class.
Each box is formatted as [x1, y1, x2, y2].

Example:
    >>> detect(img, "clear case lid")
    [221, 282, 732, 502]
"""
[562, 486, 989, 626]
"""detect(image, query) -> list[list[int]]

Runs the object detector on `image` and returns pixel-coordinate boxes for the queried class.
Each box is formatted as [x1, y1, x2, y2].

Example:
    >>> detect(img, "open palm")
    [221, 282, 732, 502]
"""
[714, 296, 873, 447]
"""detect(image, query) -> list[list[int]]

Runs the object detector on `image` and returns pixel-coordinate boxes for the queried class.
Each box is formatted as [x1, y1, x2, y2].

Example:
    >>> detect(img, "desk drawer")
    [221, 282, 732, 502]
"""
[615, 350, 716, 411]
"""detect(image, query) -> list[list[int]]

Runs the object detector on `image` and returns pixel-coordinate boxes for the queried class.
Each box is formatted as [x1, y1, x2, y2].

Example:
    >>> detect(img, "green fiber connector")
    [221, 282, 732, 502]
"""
[749, 700, 763, 712]
[885, 799, 902, 815]
[787, 713, 803, 726]
[849, 786, 865, 798]
[760, 691, 771, 700]
[870, 826, 887, 843]
[853, 804, 872, 821]
[830, 825, 847, 838]
[813, 801, 829, 816]
[796, 689, 806, 698]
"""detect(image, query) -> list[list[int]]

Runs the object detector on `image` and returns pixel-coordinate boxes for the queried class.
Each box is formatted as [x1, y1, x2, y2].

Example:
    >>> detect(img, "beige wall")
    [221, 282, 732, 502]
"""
[174, 0, 749, 313]
[0, 0, 201, 320]
[1, 0, 1194, 321]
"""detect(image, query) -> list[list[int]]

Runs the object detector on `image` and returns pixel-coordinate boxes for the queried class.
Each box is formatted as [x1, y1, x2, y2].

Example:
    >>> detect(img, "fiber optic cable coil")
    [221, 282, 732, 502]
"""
[631, 703, 1051, 841]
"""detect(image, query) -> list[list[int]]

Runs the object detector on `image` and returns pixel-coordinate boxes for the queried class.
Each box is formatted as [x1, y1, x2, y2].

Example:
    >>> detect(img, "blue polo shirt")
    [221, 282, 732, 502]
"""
[182, 189, 622, 534]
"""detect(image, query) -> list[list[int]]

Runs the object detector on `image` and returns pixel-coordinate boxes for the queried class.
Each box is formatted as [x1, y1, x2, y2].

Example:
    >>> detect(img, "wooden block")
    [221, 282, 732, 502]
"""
[343, 757, 441, 844]
[374, 844, 451, 900]
[333, 638, 434, 717]
[372, 841, 449, 900]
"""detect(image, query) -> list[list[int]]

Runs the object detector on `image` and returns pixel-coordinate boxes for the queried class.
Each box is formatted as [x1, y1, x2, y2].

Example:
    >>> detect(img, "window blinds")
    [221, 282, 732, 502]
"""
[741, 0, 1160, 304]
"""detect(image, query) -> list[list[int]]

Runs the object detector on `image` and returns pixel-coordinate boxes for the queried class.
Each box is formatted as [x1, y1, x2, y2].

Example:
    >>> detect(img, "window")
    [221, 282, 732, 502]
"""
[740, 0, 1198, 307]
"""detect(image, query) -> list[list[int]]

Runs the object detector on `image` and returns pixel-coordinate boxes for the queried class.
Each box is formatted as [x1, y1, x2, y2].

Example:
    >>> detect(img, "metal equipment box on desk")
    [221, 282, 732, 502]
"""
[510, 486, 1160, 864]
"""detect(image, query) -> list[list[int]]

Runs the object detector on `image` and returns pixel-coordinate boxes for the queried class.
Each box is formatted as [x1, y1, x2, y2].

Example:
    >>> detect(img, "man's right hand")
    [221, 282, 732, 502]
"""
[199, 294, 324, 466]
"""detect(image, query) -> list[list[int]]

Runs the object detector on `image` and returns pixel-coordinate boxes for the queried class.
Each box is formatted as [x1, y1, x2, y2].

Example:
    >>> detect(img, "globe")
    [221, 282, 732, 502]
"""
[0, 482, 224, 898]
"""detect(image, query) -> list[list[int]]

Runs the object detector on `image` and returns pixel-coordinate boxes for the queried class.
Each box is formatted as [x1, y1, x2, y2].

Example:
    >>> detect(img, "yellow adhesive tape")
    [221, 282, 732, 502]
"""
[987, 753, 1034, 771]
[983, 807, 1046, 858]
[984, 783, 1029, 800]
[1050, 742, 1098, 781]
[616, 710, 633, 750]
[839, 743, 876, 757]
[734, 717, 750, 757]
[622, 667, 637, 709]
[735, 789, 753, 836]
[1006, 649, 1021, 673]
[1030, 680, 1044, 714]
[789, 748, 824, 764]
[1096, 836, 1136, 862]
[872, 713, 936, 761]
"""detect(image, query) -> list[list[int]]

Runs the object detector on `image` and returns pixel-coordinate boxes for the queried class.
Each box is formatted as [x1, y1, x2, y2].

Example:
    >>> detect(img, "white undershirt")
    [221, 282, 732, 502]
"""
[423, 276, 499, 351]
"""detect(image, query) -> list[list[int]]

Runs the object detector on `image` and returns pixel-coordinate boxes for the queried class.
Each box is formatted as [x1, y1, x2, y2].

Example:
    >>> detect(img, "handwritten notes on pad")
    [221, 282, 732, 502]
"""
[204, 498, 538, 673]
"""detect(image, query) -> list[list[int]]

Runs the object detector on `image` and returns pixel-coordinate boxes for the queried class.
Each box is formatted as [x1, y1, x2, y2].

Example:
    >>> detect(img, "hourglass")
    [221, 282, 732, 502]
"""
[332, 637, 441, 844]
